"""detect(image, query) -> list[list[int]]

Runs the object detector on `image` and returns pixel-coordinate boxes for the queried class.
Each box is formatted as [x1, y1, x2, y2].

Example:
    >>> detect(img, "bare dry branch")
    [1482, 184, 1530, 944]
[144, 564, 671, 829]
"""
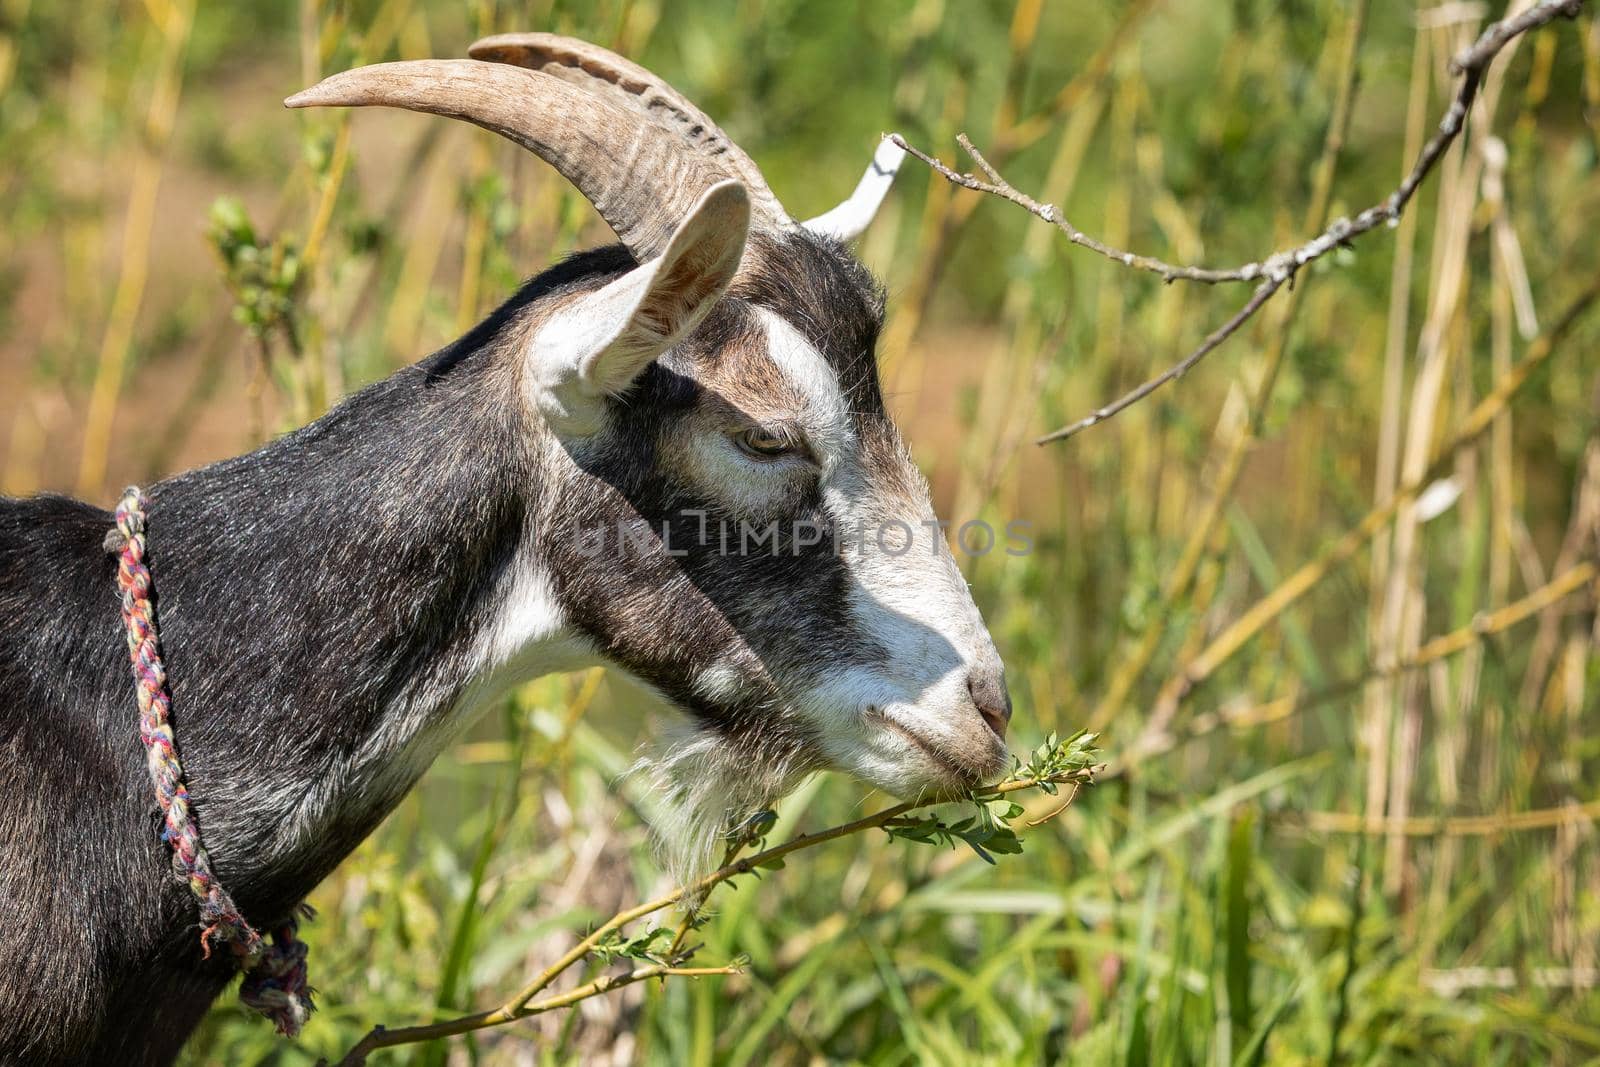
[1035, 277, 1283, 443]
[892, 0, 1586, 444]
[1143, 274, 1600, 722]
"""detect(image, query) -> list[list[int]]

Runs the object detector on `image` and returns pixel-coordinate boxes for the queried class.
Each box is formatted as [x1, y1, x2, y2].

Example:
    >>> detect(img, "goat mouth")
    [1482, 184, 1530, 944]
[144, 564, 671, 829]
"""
[871, 711, 997, 786]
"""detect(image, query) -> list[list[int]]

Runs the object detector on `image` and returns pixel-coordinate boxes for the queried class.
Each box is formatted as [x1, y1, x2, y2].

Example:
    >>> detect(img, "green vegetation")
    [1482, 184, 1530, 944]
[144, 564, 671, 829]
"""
[2, 1, 1598, 1063]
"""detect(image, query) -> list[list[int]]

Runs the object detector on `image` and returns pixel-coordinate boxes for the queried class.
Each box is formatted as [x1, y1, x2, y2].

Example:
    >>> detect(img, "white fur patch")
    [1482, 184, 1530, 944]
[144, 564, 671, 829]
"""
[249, 547, 595, 860]
[754, 308, 853, 463]
[376, 549, 593, 787]
[693, 662, 747, 704]
[626, 722, 812, 887]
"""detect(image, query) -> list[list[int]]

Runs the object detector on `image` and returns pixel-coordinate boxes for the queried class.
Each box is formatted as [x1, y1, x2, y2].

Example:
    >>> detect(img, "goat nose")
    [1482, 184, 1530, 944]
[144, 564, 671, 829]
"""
[968, 668, 1012, 741]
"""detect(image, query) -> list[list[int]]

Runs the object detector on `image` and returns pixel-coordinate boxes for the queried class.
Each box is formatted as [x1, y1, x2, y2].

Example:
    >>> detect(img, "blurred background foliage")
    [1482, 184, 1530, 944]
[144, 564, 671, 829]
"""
[3, 0, 1600, 1063]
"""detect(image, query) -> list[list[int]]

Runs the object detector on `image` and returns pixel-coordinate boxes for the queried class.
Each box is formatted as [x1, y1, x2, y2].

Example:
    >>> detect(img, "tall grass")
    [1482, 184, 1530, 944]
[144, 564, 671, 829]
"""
[1, 1, 1597, 1063]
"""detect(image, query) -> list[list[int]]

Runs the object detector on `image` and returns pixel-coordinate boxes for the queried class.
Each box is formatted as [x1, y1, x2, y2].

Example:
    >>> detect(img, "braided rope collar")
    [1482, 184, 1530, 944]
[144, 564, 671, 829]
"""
[109, 487, 315, 1036]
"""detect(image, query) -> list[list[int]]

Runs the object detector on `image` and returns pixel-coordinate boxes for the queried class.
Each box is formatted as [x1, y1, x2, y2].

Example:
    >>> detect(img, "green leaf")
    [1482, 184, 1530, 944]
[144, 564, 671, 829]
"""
[982, 828, 1025, 855]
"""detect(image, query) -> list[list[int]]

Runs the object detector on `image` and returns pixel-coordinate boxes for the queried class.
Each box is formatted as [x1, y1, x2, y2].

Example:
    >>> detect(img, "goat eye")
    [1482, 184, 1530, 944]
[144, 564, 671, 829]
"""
[734, 428, 797, 459]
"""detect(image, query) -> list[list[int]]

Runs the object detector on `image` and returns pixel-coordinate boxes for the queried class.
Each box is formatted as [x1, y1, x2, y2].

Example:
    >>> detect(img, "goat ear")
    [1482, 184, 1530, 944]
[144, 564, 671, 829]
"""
[531, 180, 750, 429]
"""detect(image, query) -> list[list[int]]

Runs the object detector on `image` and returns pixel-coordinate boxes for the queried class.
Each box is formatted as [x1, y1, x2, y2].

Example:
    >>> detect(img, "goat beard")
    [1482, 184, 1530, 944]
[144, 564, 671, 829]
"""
[627, 720, 819, 890]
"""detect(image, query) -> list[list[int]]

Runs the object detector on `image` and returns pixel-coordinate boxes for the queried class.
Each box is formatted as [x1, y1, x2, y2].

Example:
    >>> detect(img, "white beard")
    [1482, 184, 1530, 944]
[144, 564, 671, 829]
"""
[627, 722, 814, 890]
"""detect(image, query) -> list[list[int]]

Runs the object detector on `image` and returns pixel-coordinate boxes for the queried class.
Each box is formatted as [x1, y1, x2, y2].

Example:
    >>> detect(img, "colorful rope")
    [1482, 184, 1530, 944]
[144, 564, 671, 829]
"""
[111, 487, 314, 1036]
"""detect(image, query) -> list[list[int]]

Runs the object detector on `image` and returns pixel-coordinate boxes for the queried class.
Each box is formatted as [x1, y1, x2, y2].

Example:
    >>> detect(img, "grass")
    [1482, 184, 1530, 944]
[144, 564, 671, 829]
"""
[1, 0, 1598, 1063]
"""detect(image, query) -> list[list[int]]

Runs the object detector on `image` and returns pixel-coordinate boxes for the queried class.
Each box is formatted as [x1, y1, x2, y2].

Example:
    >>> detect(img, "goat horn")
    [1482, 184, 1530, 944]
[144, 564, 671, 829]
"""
[286, 59, 753, 261]
[467, 33, 793, 233]
[802, 136, 907, 241]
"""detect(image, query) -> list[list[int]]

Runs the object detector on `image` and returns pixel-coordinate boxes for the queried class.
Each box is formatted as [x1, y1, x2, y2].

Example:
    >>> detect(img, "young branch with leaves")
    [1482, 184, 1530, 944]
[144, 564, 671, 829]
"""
[320, 732, 1103, 1066]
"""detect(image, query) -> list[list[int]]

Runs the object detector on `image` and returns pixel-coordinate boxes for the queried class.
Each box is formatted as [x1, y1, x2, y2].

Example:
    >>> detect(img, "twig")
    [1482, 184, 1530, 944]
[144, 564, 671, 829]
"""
[1086, 0, 1371, 731]
[327, 965, 741, 1067]
[1422, 965, 1600, 995]
[1119, 561, 1599, 773]
[1035, 277, 1283, 442]
[1132, 275, 1600, 732]
[892, 0, 1586, 444]
[890, 132, 1266, 286]
[323, 766, 1097, 1065]
[1024, 780, 1082, 827]
[1279, 797, 1600, 837]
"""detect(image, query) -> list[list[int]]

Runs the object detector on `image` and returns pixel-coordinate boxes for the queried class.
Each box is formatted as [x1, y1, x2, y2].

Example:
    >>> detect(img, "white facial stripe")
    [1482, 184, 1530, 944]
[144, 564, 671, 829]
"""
[754, 307, 853, 464]
[745, 313, 1002, 787]
[755, 308, 983, 682]
[835, 518, 986, 702]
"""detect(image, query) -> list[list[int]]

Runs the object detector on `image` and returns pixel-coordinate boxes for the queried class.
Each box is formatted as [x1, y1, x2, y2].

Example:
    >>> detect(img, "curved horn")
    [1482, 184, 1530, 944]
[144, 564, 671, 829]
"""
[467, 33, 793, 231]
[286, 59, 743, 260]
[803, 136, 906, 241]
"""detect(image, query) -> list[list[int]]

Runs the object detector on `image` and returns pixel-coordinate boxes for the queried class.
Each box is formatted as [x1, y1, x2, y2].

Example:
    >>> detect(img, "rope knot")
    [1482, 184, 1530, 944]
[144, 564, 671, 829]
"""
[111, 486, 315, 1037]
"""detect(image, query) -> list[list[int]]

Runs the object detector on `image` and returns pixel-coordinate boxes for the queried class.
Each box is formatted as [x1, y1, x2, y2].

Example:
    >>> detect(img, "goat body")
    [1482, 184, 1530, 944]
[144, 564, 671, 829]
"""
[0, 35, 1014, 1065]
[0, 293, 533, 1062]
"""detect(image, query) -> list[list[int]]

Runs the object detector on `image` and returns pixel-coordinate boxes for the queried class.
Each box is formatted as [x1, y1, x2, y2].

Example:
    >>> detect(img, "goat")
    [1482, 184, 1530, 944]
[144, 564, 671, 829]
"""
[0, 34, 1013, 1066]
